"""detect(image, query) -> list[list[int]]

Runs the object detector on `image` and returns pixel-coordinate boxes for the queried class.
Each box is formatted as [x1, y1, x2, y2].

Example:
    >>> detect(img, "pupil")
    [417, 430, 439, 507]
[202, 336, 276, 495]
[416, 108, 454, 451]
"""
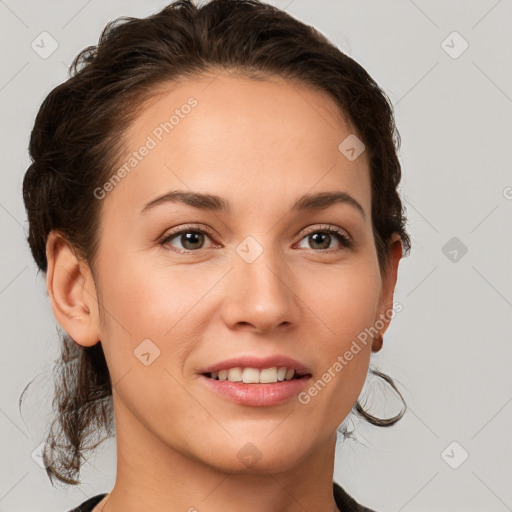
[310, 233, 330, 249]
[182, 232, 203, 250]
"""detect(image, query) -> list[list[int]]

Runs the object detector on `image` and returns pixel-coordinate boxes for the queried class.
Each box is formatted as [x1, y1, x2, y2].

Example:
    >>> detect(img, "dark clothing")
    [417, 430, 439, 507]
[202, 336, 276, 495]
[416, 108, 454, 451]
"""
[68, 482, 376, 511]
[333, 482, 376, 511]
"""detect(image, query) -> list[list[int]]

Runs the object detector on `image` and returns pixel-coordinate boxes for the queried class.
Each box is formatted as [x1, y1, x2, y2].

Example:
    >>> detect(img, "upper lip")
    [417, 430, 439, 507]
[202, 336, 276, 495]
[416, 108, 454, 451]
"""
[199, 355, 312, 376]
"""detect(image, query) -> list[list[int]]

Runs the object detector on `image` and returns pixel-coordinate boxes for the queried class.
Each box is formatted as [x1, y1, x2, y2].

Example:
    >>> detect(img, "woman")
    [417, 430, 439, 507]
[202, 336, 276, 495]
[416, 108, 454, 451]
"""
[22, 1, 411, 510]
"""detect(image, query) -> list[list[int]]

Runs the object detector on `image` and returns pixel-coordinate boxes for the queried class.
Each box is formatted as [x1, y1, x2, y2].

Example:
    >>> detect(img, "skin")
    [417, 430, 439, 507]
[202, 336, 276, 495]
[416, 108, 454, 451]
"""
[46, 72, 402, 512]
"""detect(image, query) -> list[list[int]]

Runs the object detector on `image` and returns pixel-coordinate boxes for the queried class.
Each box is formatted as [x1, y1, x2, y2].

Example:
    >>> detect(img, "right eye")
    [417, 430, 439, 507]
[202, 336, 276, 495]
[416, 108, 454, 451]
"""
[160, 225, 218, 252]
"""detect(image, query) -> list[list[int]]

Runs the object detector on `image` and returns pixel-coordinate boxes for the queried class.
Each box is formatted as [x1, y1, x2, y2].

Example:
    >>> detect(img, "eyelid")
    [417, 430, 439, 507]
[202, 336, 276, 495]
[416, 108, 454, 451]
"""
[299, 223, 351, 239]
[159, 223, 218, 248]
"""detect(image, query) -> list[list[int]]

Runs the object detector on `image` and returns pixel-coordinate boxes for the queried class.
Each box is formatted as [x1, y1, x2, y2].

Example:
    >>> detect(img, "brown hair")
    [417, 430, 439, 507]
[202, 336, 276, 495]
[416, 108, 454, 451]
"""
[21, 0, 411, 485]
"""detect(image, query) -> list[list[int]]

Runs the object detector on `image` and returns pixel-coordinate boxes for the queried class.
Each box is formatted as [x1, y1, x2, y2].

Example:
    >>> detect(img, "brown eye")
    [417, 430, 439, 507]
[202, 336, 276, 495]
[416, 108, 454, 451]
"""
[308, 232, 333, 250]
[178, 231, 205, 250]
[161, 227, 215, 251]
[297, 227, 353, 251]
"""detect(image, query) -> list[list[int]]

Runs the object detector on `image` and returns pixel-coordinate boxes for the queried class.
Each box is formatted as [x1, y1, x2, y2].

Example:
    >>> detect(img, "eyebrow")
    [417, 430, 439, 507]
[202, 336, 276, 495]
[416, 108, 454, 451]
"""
[140, 190, 365, 219]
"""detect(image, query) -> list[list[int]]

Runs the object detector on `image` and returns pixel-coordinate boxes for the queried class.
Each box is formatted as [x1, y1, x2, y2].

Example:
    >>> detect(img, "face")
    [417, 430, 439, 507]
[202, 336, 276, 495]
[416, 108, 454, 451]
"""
[86, 72, 400, 473]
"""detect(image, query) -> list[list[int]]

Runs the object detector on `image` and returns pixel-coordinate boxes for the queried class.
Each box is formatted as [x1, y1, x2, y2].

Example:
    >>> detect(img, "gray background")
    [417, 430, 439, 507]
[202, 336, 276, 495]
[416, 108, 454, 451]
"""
[1, 1, 511, 511]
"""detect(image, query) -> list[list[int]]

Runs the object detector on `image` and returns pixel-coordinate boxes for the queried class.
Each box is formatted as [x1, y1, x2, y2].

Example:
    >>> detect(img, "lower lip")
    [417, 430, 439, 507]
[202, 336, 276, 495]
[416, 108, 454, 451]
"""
[199, 374, 311, 407]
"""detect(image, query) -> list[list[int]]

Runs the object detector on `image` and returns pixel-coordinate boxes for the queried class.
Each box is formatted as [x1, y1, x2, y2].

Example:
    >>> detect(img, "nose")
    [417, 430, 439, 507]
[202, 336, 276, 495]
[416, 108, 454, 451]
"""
[220, 242, 301, 335]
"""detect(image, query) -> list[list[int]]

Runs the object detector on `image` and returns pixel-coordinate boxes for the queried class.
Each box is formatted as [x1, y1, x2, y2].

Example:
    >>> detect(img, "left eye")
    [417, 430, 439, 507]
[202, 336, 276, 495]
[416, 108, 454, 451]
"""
[296, 228, 352, 251]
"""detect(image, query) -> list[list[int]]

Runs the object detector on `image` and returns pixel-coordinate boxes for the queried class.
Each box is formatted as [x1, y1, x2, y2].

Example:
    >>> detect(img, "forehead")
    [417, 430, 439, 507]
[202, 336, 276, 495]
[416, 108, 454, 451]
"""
[102, 72, 371, 218]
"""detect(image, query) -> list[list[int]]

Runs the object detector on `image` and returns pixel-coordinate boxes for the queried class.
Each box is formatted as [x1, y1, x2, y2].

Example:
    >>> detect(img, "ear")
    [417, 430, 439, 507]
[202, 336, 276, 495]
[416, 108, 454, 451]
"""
[45, 230, 101, 347]
[372, 233, 403, 352]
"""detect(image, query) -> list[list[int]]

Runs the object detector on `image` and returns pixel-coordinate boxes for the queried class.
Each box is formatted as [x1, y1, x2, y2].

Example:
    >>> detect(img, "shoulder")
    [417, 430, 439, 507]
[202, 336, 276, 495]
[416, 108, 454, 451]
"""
[66, 493, 108, 512]
[333, 481, 377, 512]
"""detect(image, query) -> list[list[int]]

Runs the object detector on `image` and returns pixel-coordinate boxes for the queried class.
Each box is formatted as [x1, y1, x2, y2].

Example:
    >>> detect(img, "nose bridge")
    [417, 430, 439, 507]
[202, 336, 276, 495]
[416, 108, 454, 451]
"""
[221, 236, 299, 332]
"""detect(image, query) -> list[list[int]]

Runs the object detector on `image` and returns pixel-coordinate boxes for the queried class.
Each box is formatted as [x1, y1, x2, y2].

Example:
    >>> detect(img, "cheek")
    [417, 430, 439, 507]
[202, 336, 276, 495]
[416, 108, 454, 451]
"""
[95, 252, 225, 385]
[294, 260, 380, 413]
[95, 253, 197, 427]
[301, 258, 382, 350]
[98, 251, 210, 336]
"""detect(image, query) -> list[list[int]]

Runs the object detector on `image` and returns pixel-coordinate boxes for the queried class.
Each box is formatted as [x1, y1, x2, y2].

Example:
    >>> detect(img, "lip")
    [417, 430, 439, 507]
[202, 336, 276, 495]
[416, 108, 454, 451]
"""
[200, 374, 312, 407]
[199, 355, 312, 376]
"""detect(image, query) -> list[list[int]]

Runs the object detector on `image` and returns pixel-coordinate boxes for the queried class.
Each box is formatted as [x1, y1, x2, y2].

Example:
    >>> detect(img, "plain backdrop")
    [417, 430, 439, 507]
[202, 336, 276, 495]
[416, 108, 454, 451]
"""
[1, 1, 511, 511]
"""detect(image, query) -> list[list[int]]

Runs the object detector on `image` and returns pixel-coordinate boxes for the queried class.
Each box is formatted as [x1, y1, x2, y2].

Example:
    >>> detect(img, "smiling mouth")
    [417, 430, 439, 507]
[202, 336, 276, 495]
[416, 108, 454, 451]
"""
[204, 372, 305, 381]
[202, 367, 310, 384]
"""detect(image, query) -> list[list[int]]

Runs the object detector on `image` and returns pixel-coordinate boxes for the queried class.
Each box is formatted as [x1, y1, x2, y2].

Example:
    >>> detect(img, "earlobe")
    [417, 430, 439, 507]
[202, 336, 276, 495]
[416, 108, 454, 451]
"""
[45, 230, 100, 347]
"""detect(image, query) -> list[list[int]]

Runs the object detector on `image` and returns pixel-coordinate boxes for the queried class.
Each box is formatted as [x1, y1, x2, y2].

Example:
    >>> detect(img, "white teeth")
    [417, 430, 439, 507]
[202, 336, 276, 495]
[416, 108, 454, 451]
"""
[242, 368, 260, 383]
[227, 367, 243, 382]
[211, 366, 297, 383]
[259, 368, 277, 383]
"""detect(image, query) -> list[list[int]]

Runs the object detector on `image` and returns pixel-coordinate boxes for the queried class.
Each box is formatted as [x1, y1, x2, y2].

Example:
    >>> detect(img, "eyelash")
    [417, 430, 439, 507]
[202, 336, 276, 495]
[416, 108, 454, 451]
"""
[159, 224, 353, 253]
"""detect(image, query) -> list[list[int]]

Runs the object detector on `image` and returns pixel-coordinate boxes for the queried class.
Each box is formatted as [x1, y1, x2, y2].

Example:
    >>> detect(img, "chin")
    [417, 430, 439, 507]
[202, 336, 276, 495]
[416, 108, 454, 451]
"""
[193, 436, 313, 475]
